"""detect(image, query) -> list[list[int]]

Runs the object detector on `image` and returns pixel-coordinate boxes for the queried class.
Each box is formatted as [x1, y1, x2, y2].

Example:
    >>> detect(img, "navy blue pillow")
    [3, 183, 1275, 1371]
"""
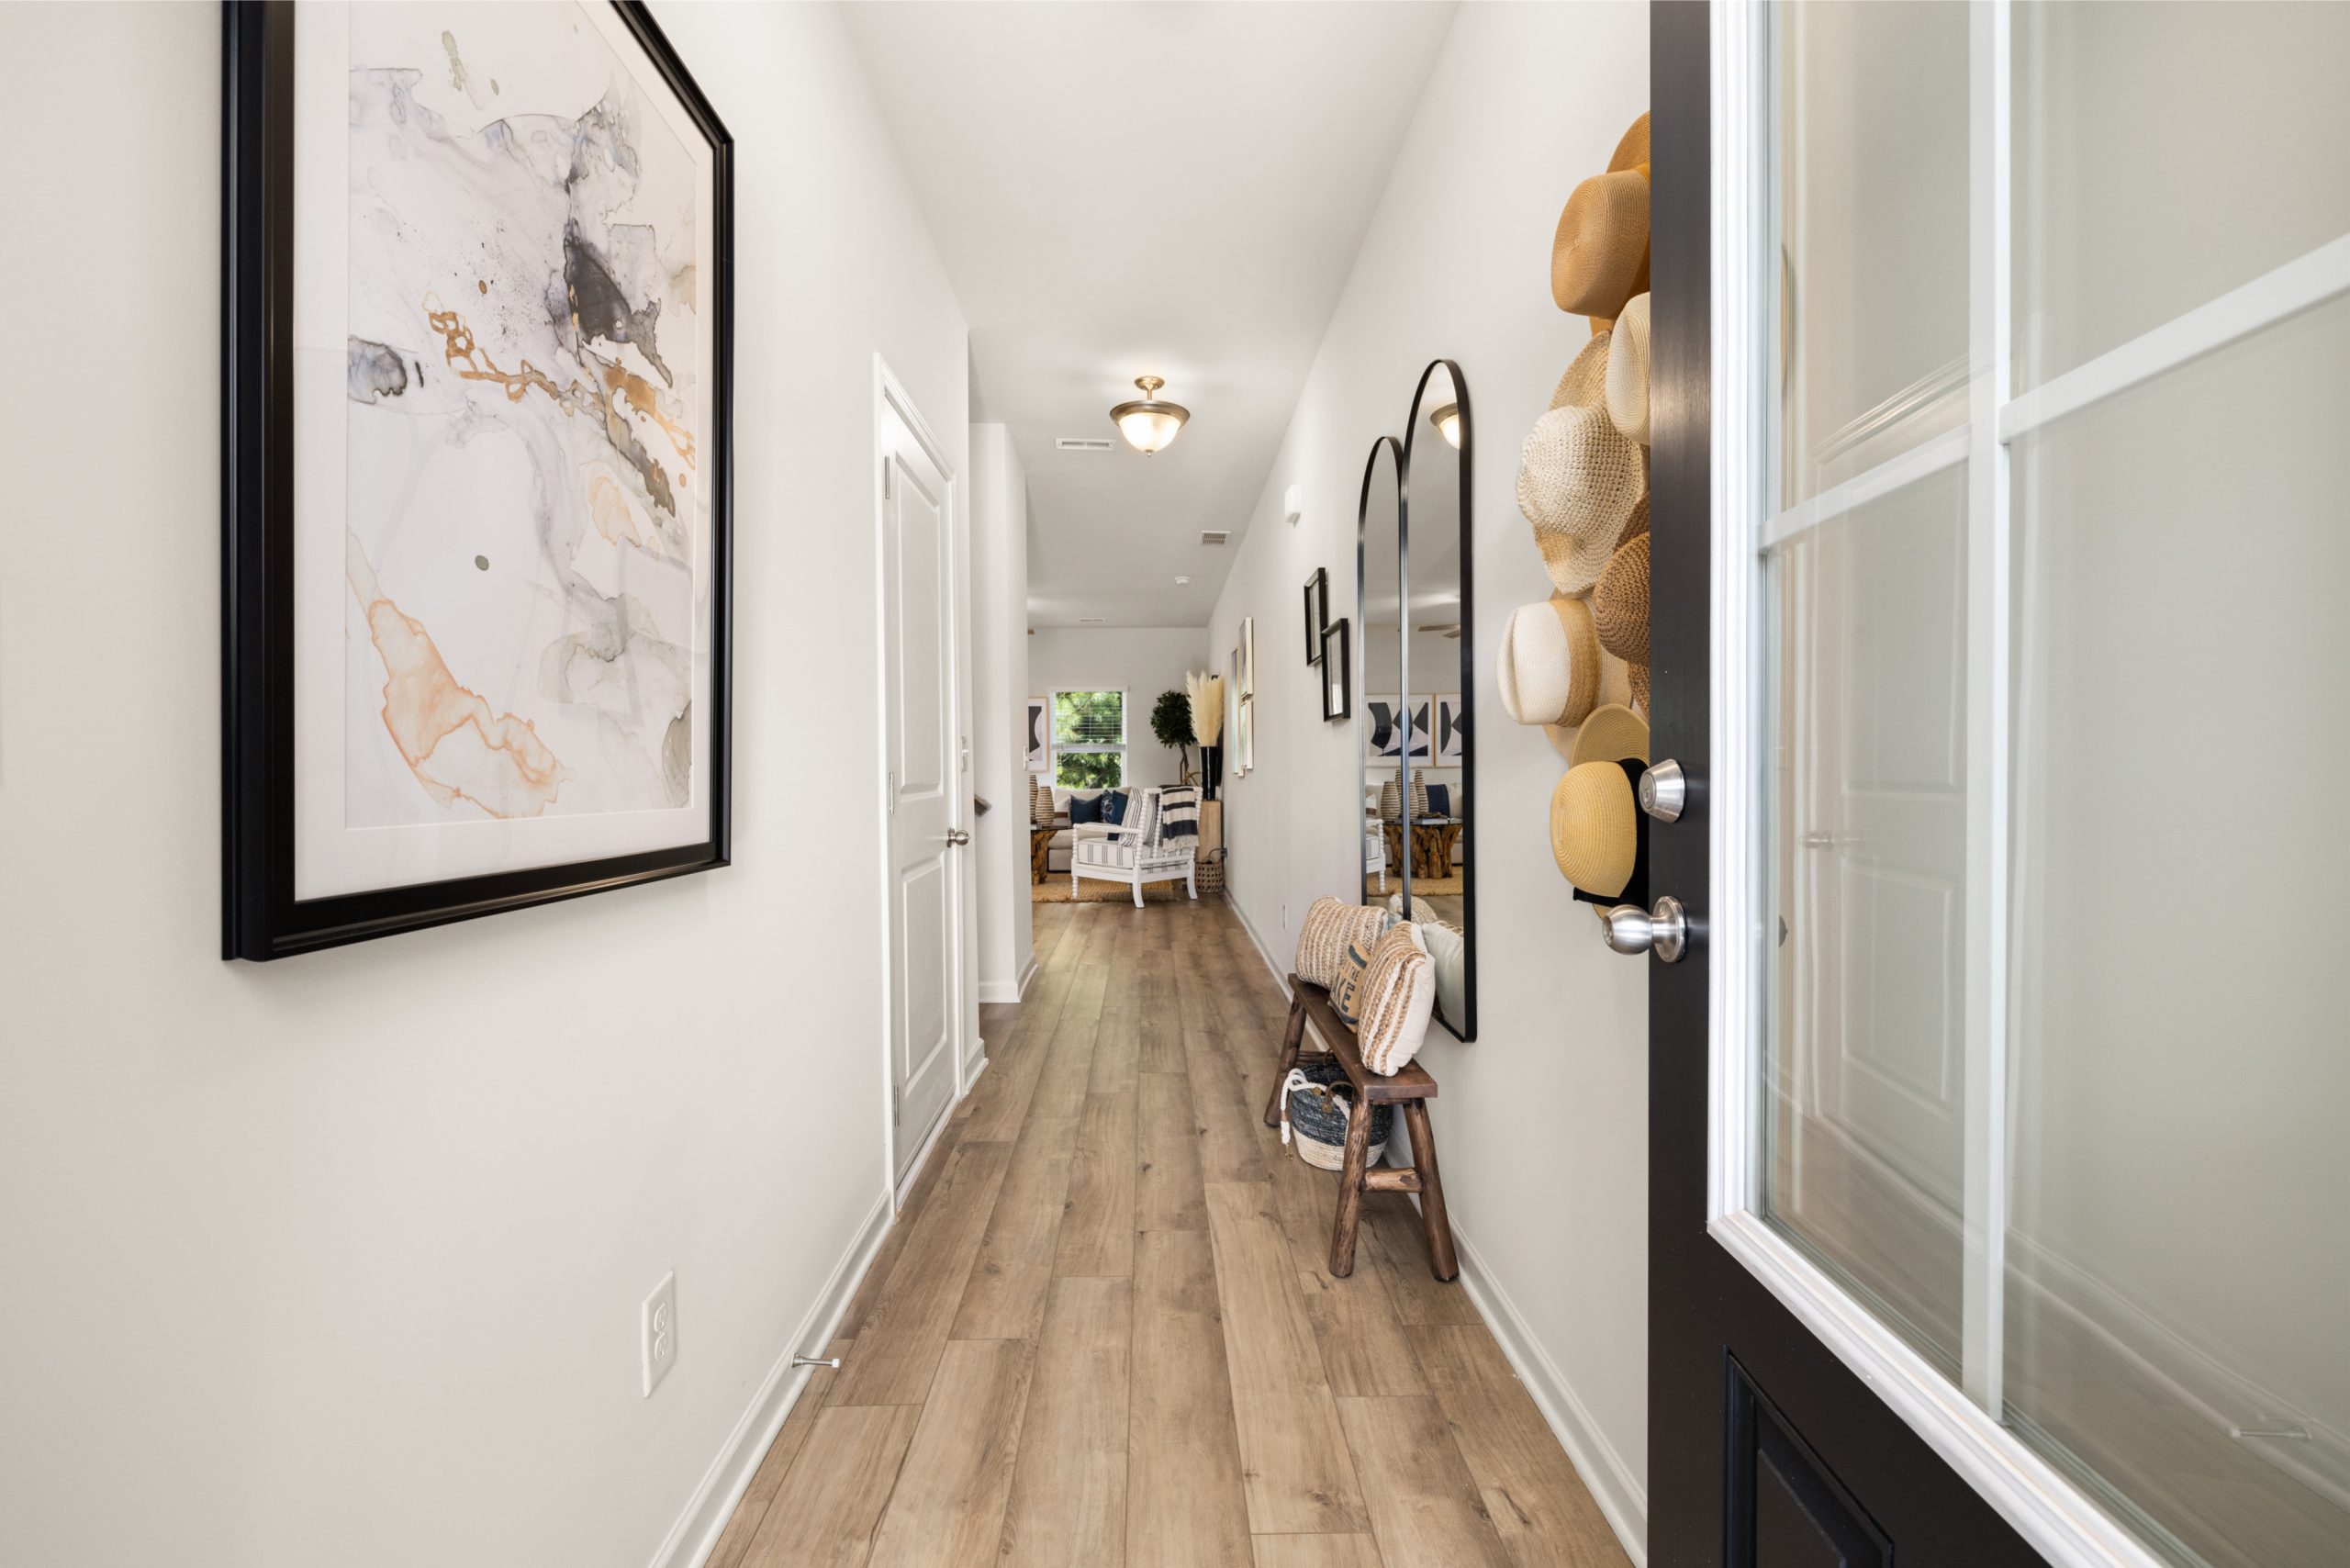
[1426, 783, 1451, 818]
[1101, 790, 1130, 826]
[1069, 791, 1107, 825]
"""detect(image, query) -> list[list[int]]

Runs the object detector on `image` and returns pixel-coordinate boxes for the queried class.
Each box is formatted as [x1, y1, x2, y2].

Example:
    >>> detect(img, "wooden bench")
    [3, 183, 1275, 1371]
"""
[1261, 973, 1458, 1282]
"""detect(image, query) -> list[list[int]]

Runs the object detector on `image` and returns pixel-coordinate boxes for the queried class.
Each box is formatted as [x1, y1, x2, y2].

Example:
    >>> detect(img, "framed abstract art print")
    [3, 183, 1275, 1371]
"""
[223, 2, 734, 958]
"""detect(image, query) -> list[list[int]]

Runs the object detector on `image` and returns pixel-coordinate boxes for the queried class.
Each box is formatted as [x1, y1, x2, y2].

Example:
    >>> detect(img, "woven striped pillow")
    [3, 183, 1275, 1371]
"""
[1357, 923, 1437, 1076]
[1328, 929, 1382, 1025]
[1294, 896, 1391, 990]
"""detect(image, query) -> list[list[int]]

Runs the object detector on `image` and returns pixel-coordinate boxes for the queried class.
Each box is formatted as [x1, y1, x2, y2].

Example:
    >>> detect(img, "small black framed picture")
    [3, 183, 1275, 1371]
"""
[1303, 566, 1329, 664]
[223, 2, 734, 959]
[1319, 618, 1351, 721]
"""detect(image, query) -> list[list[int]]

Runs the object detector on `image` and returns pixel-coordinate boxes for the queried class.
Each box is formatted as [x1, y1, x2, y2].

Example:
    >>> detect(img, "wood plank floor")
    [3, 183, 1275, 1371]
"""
[711, 896, 1628, 1568]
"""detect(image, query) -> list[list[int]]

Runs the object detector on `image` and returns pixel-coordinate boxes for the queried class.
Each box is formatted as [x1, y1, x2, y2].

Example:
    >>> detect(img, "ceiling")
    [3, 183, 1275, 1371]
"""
[841, 2, 1458, 628]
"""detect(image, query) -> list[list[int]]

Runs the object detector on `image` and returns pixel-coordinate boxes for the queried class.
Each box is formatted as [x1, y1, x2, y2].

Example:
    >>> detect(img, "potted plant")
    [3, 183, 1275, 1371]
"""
[1151, 689, 1195, 786]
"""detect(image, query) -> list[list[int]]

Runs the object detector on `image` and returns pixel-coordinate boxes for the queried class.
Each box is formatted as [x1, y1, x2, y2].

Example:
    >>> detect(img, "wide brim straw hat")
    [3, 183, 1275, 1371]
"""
[1628, 662, 1651, 715]
[1497, 594, 1603, 728]
[1550, 758, 1643, 900]
[1594, 532, 1650, 664]
[1610, 112, 1651, 174]
[1552, 164, 1651, 319]
[1521, 336, 1646, 596]
[1606, 292, 1651, 445]
[1567, 702, 1651, 770]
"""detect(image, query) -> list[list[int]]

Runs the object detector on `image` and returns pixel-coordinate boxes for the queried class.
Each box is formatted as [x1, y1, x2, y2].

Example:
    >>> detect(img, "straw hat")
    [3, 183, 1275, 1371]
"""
[1593, 532, 1649, 663]
[1547, 650, 1634, 759]
[1552, 163, 1651, 319]
[1497, 594, 1602, 728]
[1520, 336, 1646, 597]
[1606, 292, 1651, 445]
[1618, 489, 1650, 545]
[1628, 662, 1650, 714]
[1550, 758, 1647, 901]
[1609, 112, 1651, 174]
[1568, 702, 1650, 769]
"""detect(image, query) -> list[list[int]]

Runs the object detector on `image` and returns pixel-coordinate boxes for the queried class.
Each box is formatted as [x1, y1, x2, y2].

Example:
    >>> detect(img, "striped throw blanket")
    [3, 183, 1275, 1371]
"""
[1157, 784, 1200, 844]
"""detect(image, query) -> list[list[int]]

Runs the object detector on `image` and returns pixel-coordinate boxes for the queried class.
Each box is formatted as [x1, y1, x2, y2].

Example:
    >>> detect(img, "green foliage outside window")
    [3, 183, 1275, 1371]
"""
[1056, 751, 1123, 788]
[1053, 689, 1125, 745]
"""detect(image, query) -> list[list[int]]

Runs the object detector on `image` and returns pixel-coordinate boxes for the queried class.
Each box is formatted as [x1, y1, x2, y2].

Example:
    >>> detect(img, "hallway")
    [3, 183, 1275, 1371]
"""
[708, 898, 1626, 1568]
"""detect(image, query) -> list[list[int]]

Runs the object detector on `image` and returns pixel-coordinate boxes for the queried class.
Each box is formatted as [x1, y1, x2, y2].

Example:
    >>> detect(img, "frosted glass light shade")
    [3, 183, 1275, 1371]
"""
[1116, 406, 1185, 454]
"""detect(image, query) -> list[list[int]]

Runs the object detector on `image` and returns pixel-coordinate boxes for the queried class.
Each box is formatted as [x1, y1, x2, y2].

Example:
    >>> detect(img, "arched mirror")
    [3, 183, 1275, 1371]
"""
[1357, 436, 1407, 925]
[1404, 360, 1474, 1039]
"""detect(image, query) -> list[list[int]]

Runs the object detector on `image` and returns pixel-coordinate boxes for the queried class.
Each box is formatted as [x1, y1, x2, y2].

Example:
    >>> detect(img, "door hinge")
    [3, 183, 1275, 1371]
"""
[891, 1083, 902, 1122]
[882, 458, 893, 501]
[888, 769, 896, 815]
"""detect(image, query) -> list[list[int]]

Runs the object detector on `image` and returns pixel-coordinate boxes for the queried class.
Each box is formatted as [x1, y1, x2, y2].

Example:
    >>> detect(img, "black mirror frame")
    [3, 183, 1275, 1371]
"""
[1402, 360, 1474, 1041]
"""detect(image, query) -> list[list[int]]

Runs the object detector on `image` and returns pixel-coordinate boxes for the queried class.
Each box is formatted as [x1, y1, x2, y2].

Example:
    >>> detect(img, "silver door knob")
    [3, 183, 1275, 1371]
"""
[945, 829, 970, 846]
[1602, 894, 1692, 963]
[1639, 759, 1687, 823]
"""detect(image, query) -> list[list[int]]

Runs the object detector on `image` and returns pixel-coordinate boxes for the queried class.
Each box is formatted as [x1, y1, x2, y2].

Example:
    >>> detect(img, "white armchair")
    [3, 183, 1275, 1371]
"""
[1070, 786, 1198, 907]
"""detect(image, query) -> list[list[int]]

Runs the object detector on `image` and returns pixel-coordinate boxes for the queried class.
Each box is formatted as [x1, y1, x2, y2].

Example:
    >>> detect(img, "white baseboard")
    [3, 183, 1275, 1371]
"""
[646, 1189, 895, 1568]
[1450, 1221, 1649, 1566]
[1221, 890, 1292, 995]
[975, 956, 1040, 1006]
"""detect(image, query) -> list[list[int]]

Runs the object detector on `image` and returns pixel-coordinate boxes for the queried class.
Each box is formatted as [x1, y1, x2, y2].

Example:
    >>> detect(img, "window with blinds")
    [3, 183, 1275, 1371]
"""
[1052, 689, 1125, 788]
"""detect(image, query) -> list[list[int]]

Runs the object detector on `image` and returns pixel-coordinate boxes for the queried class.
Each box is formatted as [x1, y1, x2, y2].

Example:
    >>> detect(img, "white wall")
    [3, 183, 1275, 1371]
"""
[969, 425, 1035, 1002]
[1206, 3, 1652, 1551]
[0, 6, 968, 1566]
[1026, 626, 1211, 788]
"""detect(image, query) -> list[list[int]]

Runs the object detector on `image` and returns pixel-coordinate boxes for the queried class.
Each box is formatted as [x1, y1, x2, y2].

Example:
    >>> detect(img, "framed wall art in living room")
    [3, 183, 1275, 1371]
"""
[222, 2, 735, 959]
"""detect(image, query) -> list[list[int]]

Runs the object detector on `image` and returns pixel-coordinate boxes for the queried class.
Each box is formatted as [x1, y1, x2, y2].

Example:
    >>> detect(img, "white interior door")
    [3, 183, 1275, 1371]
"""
[880, 375, 961, 1186]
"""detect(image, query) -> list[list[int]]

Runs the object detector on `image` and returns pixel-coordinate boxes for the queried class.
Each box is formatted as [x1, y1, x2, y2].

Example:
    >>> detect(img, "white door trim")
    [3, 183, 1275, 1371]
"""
[872, 353, 968, 1211]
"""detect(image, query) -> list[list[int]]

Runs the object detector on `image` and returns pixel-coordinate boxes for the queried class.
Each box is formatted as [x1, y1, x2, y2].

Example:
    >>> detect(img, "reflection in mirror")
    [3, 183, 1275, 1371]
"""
[1357, 435, 1406, 930]
[1405, 361, 1473, 1039]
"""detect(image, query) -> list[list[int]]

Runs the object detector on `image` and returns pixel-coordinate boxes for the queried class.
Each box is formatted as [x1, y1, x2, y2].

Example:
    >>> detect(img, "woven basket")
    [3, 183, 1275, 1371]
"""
[1280, 1062, 1391, 1171]
[1196, 847, 1226, 894]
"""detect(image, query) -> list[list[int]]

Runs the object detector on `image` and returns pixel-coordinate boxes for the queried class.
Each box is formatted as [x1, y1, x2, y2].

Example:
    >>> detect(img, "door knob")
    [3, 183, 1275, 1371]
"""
[945, 829, 971, 846]
[1602, 894, 1692, 963]
[1639, 759, 1687, 823]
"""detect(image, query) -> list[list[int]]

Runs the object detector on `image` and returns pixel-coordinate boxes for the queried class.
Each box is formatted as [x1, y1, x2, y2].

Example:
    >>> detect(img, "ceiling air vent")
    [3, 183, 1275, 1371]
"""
[1200, 530, 1231, 546]
[1078, 616, 1106, 624]
[1056, 437, 1116, 453]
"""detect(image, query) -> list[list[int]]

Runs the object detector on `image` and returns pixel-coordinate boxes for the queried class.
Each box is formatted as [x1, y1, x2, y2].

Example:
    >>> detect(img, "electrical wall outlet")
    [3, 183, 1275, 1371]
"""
[641, 1271, 677, 1396]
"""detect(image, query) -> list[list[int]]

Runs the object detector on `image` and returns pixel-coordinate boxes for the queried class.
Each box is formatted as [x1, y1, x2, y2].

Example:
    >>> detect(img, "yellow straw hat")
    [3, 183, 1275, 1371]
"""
[1567, 702, 1651, 769]
[1548, 649, 1634, 759]
[1551, 163, 1651, 319]
[1550, 761, 1640, 899]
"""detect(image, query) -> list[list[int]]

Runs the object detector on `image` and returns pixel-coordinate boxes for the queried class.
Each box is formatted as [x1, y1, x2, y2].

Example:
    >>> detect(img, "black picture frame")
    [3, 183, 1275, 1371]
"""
[1319, 618, 1350, 721]
[222, 2, 735, 960]
[1303, 566, 1328, 664]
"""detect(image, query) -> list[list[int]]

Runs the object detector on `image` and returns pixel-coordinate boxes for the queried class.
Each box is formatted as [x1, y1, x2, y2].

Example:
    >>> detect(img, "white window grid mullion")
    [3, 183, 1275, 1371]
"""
[1959, 0, 2014, 1421]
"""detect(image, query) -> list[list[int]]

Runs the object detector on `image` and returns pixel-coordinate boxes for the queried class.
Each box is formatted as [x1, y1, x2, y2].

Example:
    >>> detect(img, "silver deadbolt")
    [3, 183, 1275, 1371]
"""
[1639, 759, 1688, 823]
[945, 828, 971, 846]
[1602, 894, 1692, 963]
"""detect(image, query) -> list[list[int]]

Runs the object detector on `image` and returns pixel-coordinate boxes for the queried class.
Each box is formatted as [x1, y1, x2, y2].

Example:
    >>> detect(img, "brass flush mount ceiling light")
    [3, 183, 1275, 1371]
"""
[1111, 375, 1190, 454]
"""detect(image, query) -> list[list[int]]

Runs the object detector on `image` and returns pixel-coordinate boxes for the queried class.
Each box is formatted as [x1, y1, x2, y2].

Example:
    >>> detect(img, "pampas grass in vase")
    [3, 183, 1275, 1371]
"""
[1187, 671, 1224, 800]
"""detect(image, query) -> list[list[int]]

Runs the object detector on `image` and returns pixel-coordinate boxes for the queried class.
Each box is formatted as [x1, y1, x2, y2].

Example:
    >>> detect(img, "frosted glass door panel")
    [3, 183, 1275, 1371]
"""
[2014, 3, 2350, 391]
[1774, 0, 1970, 507]
[2005, 291, 2350, 1568]
[1764, 465, 1971, 1376]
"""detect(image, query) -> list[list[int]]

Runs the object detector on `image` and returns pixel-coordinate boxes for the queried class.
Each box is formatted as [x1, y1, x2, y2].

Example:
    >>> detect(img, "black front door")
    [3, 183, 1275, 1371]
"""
[1643, 6, 2040, 1562]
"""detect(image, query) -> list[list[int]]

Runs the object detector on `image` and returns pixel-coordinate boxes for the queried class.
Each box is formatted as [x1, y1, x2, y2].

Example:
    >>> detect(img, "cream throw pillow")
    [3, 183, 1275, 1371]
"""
[1357, 923, 1438, 1077]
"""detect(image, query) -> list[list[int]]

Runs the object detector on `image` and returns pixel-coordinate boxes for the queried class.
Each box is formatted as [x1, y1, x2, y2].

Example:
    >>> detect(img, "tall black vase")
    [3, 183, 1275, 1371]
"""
[1200, 744, 1222, 801]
